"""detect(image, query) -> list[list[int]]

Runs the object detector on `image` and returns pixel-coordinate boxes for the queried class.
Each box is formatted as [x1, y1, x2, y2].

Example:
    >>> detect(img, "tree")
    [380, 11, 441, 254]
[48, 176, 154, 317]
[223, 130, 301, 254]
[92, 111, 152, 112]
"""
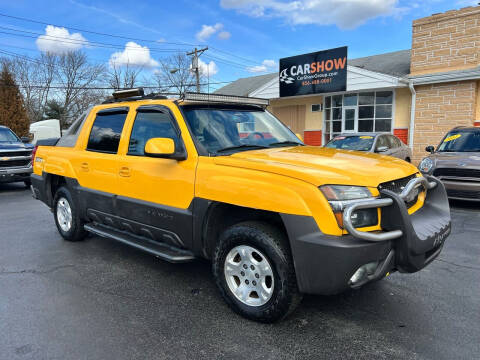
[55, 50, 106, 127]
[43, 99, 65, 120]
[0, 62, 30, 136]
[107, 61, 143, 90]
[155, 53, 203, 94]
[12, 53, 57, 123]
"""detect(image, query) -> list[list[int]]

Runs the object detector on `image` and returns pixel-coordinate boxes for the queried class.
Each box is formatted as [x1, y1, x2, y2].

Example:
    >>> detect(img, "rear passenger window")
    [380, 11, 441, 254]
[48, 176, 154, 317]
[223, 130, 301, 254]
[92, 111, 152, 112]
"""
[387, 135, 400, 148]
[87, 110, 128, 153]
[128, 110, 180, 156]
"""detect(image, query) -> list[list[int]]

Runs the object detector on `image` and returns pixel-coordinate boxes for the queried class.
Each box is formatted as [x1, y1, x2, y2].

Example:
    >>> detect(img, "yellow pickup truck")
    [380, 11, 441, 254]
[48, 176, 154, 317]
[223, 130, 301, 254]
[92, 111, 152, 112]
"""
[31, 89, 451, 322]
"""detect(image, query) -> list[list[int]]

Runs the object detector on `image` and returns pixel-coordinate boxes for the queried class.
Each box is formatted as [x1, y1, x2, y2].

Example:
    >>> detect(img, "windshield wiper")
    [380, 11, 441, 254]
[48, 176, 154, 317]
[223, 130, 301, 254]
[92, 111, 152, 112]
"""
[268, 141, 303, 147]
[216, 144, 269, 153]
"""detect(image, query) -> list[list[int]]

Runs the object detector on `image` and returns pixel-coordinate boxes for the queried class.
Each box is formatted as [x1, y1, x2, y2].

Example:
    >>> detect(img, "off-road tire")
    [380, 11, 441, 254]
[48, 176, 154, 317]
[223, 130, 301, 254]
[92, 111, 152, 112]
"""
[53, 186, 87, 242]
[213, 221, 302, 323]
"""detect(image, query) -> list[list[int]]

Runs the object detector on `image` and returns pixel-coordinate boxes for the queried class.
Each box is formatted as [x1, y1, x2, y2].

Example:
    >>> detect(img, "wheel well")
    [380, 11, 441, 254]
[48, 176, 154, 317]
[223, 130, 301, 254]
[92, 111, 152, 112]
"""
[202, 203, 288, 259]
[48, 174, 66, 202]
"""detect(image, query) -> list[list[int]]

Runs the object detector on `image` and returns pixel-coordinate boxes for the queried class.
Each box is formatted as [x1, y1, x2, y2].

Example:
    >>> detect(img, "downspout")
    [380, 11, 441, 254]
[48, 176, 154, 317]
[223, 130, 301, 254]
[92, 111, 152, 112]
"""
[408, 81, 416, 150]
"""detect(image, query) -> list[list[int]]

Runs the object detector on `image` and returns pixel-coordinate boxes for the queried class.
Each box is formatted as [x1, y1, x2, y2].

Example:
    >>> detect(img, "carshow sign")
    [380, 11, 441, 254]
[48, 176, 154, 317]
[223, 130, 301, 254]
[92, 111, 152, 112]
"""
[279, 46, 347, 97]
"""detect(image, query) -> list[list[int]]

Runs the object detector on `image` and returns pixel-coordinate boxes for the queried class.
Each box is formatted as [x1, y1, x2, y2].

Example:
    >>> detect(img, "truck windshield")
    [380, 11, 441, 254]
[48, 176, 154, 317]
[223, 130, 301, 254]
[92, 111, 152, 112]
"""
[0, 128, 19, 142]
[182, 107, 303, 154]
[437, 131, 480, 152]
[325, 136, 374, 151]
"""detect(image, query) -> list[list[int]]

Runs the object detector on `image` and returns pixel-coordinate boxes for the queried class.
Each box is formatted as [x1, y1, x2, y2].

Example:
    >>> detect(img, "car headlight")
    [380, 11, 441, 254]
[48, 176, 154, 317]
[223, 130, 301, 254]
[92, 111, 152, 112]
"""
[418, 157, 434, 173]
[320, 185, 378, 229]
[320, 185, 372, 201]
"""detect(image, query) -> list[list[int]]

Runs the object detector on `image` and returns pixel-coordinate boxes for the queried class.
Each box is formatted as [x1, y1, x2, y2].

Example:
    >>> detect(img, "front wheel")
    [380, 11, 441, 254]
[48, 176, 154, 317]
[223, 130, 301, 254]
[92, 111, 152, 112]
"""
[53, 186, 87, 242]
[213, 221, 302, 323]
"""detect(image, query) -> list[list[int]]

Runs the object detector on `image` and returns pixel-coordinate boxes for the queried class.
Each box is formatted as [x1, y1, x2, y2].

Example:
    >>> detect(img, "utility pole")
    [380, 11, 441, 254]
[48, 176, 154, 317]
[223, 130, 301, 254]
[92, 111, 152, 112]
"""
[187, 46, 208, 92]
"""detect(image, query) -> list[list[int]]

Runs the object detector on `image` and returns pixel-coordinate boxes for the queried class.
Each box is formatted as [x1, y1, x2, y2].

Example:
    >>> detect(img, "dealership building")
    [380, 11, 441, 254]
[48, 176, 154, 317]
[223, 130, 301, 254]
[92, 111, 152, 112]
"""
[216, 6, 480, 163]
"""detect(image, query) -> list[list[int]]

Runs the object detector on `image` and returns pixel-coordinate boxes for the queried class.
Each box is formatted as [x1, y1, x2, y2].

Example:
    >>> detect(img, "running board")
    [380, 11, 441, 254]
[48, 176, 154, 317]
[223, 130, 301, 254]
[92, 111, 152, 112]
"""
[84, 223, 195, 263]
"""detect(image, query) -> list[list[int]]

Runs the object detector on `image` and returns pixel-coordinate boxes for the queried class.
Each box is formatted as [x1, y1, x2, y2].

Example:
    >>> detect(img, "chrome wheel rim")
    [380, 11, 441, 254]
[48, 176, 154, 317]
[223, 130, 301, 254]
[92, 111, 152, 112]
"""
[224, 245, 274, 307]
[56, 197, 72, 232]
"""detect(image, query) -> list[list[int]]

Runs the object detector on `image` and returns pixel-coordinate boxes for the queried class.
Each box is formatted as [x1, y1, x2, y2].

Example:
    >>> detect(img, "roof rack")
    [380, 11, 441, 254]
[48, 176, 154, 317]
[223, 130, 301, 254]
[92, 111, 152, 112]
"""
[102, 88, 169, 104]
[181, 92, 269, 107]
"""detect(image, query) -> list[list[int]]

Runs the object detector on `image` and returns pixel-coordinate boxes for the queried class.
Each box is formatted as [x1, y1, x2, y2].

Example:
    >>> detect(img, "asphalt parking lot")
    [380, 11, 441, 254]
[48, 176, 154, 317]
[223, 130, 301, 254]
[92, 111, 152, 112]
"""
[0, 183, 479, 360]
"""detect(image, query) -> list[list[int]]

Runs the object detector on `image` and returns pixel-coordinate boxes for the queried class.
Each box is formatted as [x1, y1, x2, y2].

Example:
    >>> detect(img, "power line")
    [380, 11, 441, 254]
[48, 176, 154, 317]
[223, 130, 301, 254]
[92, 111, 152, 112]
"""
[0, 12, 268, 68]
[0, 26, 186, 53]
[0, 12, 200, 47]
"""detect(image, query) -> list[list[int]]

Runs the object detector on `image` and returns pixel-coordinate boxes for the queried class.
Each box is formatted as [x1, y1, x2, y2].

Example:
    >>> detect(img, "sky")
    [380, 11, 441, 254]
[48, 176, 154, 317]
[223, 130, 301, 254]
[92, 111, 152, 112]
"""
[0, 0, 477, 91]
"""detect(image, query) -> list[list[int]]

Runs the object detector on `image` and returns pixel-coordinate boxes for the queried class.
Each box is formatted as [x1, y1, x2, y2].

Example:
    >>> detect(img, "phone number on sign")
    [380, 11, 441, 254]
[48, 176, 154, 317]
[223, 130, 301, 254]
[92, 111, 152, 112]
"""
[301, 78, 332, 86]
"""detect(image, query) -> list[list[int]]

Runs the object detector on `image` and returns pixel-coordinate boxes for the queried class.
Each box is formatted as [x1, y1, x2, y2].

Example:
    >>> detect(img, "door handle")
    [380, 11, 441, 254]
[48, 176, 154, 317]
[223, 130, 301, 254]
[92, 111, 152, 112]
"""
[80, 162, 89, 172]
[119, 166, 131, 177]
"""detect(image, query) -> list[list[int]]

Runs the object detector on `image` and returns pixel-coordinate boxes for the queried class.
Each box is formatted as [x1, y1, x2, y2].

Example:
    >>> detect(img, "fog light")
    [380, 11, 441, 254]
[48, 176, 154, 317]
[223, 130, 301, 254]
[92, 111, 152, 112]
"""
[349, 261, 379, 286]
[350, 208, 378, 228]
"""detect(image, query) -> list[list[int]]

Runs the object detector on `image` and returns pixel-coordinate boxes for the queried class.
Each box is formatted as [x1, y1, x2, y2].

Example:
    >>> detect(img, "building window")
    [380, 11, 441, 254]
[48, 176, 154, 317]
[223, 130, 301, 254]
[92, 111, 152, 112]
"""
[323, 90, 394, 142]
[311, 104, 322, 112]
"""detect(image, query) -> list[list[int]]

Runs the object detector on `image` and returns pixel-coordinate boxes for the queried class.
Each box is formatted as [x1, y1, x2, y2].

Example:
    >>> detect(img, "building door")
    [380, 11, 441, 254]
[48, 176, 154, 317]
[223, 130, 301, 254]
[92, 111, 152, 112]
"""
[342, 107, 357, 133]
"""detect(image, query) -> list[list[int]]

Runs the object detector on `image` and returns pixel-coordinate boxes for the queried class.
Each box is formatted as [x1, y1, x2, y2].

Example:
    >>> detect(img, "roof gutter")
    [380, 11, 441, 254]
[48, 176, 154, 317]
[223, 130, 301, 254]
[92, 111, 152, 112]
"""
[408, 81, 416, 150]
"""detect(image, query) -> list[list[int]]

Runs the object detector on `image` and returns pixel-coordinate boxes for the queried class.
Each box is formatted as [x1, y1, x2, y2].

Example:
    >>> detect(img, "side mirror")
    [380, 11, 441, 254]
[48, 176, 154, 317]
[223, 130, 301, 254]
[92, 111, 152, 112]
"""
[144, 138, 186, 160]
[21, 136, 30, 143]
[295, 133, 304, 142]
[425, 145, 435, 154]
[376, 146, 388, 153]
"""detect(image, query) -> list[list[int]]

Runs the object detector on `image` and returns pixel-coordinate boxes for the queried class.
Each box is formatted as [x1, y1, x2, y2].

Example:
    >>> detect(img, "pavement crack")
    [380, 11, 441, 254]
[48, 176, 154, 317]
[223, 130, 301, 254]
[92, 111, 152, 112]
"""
[436, 258, 480, 271]
[0, 264, 75, 275]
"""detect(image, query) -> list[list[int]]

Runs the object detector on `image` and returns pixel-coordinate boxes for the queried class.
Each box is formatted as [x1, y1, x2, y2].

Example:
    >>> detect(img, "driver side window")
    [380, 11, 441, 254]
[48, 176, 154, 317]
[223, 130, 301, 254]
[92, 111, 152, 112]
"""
[375, 136, 389, 151]
[128, 110, 180, 156]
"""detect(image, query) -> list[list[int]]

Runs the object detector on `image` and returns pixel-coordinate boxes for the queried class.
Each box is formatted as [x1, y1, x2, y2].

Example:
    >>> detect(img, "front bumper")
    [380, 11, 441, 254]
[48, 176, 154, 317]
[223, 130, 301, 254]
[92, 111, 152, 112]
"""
[443, 180, 480, 201]
[0, 165, 32, 183]
[282, 175, 451, 295]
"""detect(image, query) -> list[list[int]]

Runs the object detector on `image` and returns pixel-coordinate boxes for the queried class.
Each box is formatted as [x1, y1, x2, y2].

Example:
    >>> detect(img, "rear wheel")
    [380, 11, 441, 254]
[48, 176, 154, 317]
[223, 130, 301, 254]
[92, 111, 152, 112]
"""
[53, 186, 87, 242]
[213, 221, 302, 323]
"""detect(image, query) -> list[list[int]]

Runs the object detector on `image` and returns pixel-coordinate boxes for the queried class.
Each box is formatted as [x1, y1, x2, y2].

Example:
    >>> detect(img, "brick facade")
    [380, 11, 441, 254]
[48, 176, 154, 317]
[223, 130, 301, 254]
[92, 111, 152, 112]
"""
[412, 80, 477, 163]
[393, 128, 409, 144]
[304, 130, 322, 146]
[410, 7, 480, 163]
[411, 7, 480, 75]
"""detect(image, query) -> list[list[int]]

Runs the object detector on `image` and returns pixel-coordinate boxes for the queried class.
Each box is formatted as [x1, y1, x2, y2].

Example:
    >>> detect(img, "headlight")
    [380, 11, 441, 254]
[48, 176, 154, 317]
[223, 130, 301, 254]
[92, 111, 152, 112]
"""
[418, 157, 434, 173]
[320, 185, 372, 201]
[320, 185, 378, 229]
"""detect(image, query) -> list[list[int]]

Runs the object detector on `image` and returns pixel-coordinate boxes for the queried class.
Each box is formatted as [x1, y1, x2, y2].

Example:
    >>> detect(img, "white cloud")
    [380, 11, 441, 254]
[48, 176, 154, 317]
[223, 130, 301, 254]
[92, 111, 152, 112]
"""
[36, 25, 87, 54]
[198, 58, 219, 76]
[220, 0, 401, 29]
[196, 23, 231, 41]
[247, 59, 277, 73]
[218, 31, 231, 40]
[109, 42, 159, 68]
[196, 23, 223, 41]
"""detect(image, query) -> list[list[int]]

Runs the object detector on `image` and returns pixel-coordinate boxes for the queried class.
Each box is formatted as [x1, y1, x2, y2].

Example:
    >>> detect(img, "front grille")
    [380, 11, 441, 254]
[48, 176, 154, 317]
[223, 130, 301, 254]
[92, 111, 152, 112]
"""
[433, 168, 480, 179]
[378, 174, 418, 208]
[378, 174, 416, 194]
[0, 150, 32, 157]
[447, 189, 480, 199]
[0, 159, 31, 168]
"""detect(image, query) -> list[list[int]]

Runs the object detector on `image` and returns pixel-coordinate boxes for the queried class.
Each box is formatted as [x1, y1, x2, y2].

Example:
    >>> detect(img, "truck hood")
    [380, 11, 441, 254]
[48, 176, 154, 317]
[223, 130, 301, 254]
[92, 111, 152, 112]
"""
[0, 142, 33, 151]
[213, 146, 418, 187]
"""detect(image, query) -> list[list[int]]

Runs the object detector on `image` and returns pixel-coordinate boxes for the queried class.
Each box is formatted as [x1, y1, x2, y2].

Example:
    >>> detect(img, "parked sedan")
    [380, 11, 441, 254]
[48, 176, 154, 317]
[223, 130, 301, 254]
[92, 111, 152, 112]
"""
[325, 133, 412, 161]
[419, 126, 480, 201]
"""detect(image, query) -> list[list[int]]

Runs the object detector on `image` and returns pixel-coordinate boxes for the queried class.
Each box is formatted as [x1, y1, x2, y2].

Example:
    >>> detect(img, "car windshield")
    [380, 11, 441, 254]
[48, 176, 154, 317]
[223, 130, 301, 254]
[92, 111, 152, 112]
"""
[325, 135, 374, 151]
[0, 128, 19, 142]
[182, 107, 303, 154]
[437, 131, 480, 152]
